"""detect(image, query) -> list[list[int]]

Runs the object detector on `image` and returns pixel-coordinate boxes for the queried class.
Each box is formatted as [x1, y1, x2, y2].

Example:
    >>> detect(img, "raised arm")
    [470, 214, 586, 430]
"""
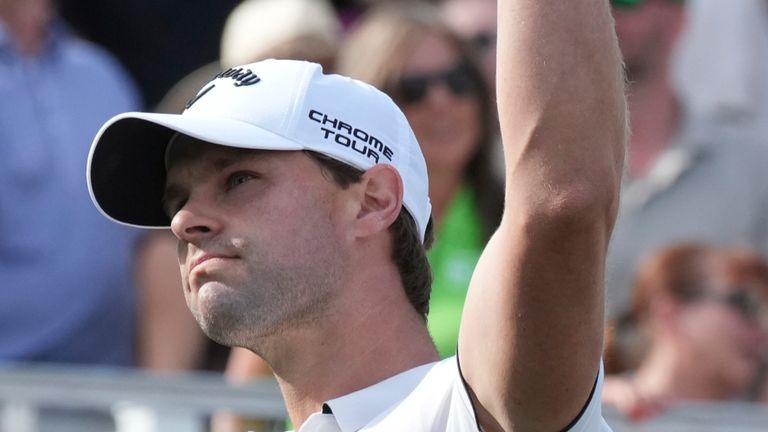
[458, 1, 627, 431]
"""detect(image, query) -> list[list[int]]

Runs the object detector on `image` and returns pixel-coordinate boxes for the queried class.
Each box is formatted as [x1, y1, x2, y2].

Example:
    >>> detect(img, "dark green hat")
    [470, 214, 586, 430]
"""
[611, 0, 642, 7]
[611, 0, 683, 8]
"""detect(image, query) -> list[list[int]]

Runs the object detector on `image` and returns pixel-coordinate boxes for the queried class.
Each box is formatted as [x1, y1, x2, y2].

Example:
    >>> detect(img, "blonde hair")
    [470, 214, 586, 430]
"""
[338, 2, 504, 241]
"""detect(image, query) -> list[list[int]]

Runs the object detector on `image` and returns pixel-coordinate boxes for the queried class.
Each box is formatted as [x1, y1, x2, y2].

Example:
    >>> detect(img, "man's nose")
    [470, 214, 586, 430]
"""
[170, 198, 223, 244]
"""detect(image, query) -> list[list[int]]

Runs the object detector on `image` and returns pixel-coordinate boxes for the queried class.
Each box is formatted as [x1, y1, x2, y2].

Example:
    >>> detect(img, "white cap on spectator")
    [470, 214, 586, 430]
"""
[220, 0, 341, 68]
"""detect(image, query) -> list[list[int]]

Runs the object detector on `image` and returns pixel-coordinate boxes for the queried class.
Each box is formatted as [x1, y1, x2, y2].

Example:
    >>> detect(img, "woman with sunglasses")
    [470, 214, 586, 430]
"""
[336, 2, 504, 359]
[603, 243, 768, 421]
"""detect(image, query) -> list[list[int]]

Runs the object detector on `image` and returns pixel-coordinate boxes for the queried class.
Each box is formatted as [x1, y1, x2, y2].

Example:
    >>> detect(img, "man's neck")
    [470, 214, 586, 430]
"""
[0, 12, 50, 58]
[627, 74, 681, 179]
[260, 263, 440, 429]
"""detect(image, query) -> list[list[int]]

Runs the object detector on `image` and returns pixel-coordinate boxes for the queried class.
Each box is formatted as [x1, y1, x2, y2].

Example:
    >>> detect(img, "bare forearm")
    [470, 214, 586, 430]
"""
[136, 232, 206, 370]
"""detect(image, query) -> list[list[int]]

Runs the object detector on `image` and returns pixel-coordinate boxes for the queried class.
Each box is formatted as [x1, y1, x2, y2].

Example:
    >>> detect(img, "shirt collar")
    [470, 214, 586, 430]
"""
[622, 113, 712, 209]
[323, 361, 439, 432]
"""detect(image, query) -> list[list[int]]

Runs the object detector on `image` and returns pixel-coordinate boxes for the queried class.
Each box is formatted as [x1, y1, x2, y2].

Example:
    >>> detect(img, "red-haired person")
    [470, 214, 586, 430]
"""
[604, 244, 768, 420]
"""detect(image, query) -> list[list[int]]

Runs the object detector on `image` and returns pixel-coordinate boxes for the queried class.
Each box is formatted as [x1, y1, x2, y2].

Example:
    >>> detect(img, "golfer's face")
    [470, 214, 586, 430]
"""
[162, 137, 349, 346]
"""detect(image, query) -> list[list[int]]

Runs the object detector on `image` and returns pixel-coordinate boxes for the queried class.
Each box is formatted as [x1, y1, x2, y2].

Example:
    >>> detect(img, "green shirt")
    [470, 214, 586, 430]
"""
[427, 185, 484, 358]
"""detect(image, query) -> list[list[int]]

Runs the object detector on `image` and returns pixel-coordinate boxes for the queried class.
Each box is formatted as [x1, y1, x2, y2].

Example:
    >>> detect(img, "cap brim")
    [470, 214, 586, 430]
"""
[87, 112, 304, 228]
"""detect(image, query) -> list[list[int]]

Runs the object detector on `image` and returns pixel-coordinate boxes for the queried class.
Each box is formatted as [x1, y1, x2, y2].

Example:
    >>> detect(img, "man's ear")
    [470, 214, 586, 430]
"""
[352, 164, 403, 241]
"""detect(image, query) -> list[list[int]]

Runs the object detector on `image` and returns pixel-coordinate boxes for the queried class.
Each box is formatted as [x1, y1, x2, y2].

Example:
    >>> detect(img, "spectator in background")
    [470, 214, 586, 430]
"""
[605, 0, 768, 318]
[221, 0, 339, 70]
[439, 0, 505, 180]
[331, 0, 404, 31]
[603, 244, 768, 420]
[0, 0, 140, 429]
[440, 0, 497, 93]
[155, 0, 341, 115]
[134, 231, 212, 371]
[57, 0, 240, 107]
[0, 0, 140, 367]
[673, 0, 768, 136]
[336, 2, 503, 358]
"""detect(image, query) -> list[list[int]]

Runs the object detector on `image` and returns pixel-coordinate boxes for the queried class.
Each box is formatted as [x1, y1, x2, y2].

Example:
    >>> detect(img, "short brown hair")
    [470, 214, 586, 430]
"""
[304, 150, 435, 320]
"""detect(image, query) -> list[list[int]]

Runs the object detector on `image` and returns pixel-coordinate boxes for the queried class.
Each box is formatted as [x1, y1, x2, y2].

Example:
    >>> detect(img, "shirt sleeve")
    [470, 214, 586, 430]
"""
[563, 361, 613, 432]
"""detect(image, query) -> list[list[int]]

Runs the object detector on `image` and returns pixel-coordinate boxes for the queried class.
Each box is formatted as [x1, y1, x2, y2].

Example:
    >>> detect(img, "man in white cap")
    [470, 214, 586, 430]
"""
[87, 0, 627, 430]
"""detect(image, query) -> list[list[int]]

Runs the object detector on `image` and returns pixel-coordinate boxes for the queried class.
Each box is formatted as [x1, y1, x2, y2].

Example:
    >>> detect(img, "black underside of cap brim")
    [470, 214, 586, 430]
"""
[90, 118, 176, 227]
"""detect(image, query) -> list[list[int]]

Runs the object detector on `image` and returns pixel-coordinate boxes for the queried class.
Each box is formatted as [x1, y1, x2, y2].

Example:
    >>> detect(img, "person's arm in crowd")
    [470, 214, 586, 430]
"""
[458, 0, 627, 430]
[135, 231, 208, 370]
[602, 375, 669, 421]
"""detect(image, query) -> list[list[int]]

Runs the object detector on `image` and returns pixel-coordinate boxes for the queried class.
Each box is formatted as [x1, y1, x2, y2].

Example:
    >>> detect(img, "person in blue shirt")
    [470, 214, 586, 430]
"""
[0, 0, 141, 366]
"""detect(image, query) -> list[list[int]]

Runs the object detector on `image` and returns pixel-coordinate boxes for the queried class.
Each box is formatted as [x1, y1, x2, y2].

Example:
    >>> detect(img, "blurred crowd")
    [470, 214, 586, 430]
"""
[2, 0, 768, 430]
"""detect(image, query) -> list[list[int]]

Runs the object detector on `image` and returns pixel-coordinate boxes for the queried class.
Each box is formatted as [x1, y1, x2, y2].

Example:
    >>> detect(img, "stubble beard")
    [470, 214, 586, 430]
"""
[192, 238, 345, 353]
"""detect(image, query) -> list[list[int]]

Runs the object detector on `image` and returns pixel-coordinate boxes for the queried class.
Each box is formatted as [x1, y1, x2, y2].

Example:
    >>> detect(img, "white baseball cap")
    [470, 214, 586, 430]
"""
[87, 59, 432, 242]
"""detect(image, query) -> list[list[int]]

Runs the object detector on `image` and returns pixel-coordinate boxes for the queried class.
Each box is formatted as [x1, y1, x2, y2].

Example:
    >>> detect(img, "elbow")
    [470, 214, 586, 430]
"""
[520, 181, 620, 237]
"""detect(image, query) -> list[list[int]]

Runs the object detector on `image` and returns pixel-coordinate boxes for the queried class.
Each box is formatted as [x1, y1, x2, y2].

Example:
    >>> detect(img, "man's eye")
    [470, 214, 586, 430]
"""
[226, 172, 256, 189]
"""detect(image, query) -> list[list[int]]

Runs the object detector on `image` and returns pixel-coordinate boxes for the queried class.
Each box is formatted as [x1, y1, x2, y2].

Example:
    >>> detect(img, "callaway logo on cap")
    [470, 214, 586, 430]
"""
[86, 59, 432, 242]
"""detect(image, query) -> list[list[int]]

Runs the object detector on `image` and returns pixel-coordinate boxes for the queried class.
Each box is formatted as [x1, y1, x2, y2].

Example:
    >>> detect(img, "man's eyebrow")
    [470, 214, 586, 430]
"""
[161, 150, 261, 216]
[211, 154, 247, 170]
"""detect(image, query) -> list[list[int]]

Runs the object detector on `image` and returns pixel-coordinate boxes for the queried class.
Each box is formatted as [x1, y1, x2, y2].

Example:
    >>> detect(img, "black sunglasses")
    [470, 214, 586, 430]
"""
[687, 288, 767, 323]
[469, 31, 497, 52]
[393, 63, 479, 105]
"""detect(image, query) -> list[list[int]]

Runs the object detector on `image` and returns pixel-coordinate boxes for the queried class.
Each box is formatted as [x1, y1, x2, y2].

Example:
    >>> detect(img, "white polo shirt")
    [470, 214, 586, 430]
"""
[294, 356, 611, 431]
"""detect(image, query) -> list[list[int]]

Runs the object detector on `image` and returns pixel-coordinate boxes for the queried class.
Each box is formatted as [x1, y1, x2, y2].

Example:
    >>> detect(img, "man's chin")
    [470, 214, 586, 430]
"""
[192, 300, 273, 348]
[196, 312, 241, 347]
[191, 295, 245, 347]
